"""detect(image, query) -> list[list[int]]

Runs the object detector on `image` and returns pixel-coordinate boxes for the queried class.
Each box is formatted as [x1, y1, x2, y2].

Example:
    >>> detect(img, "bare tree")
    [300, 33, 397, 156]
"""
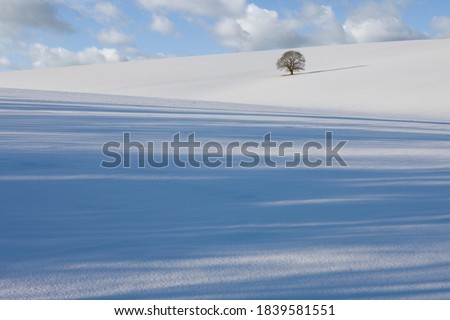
[276, 50, 305, 75]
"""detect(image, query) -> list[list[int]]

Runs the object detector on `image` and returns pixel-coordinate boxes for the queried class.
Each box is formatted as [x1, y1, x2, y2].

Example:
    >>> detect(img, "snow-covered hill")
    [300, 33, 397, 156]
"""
[0, 39, 449, 120]
[1, 40, 450, 299]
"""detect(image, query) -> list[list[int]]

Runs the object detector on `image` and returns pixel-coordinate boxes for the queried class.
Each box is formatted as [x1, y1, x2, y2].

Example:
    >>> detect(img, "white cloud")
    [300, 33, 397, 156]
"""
[214, 4, 304, 51]
[92, 1, 124, 23]
[137, 0, 246, 17]
[212, 3, 351, 51]
[29, 43, 126, 68]
[343, 2, 426, 43]
[150, 15, 177, 36]
[300, 4, 351, 45]
[431, 16, 450, 38]
[97, 28, 133, 45]
[0, 56, 11, 68]
[213, 17, 249, 49]
[94, 2, 122, 20]
[122, 46, 171, 60]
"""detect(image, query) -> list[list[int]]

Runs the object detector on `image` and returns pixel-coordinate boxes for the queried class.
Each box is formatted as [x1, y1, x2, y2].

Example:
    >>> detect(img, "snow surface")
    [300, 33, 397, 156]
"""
[0, 39, 449, 121]
[1, 40, 450, 299]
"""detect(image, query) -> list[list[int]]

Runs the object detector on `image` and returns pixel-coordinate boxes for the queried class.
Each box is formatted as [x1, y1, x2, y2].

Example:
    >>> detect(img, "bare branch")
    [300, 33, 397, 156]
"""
[276, 51, 306, 75]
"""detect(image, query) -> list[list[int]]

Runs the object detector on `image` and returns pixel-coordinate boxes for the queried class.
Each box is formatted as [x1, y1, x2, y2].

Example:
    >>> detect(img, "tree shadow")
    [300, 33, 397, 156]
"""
[304, 65, 368, 74]
[282, 65, 368, 76]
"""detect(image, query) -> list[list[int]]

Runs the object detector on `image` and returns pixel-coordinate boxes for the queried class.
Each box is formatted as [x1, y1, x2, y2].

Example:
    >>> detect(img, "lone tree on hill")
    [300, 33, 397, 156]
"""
[276, 50, 305, 75]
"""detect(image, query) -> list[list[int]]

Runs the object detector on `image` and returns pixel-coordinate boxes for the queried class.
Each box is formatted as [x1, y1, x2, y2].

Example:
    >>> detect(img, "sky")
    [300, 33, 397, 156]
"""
[0, 0, 449, 71]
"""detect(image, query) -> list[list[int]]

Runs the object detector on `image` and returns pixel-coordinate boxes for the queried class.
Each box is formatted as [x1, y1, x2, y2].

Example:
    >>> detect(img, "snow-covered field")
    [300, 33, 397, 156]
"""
[1, 39, 449, 121]
[1, 40, 450, 299]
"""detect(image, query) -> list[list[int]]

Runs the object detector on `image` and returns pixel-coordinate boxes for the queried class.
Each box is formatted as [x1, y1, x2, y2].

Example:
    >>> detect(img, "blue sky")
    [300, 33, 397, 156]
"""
[0, 0, 449, 70]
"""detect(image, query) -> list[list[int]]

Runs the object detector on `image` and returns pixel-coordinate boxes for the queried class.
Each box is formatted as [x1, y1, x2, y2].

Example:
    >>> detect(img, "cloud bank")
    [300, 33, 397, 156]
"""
[209, 2, 428, 51]
[29, 43, 126, 68]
